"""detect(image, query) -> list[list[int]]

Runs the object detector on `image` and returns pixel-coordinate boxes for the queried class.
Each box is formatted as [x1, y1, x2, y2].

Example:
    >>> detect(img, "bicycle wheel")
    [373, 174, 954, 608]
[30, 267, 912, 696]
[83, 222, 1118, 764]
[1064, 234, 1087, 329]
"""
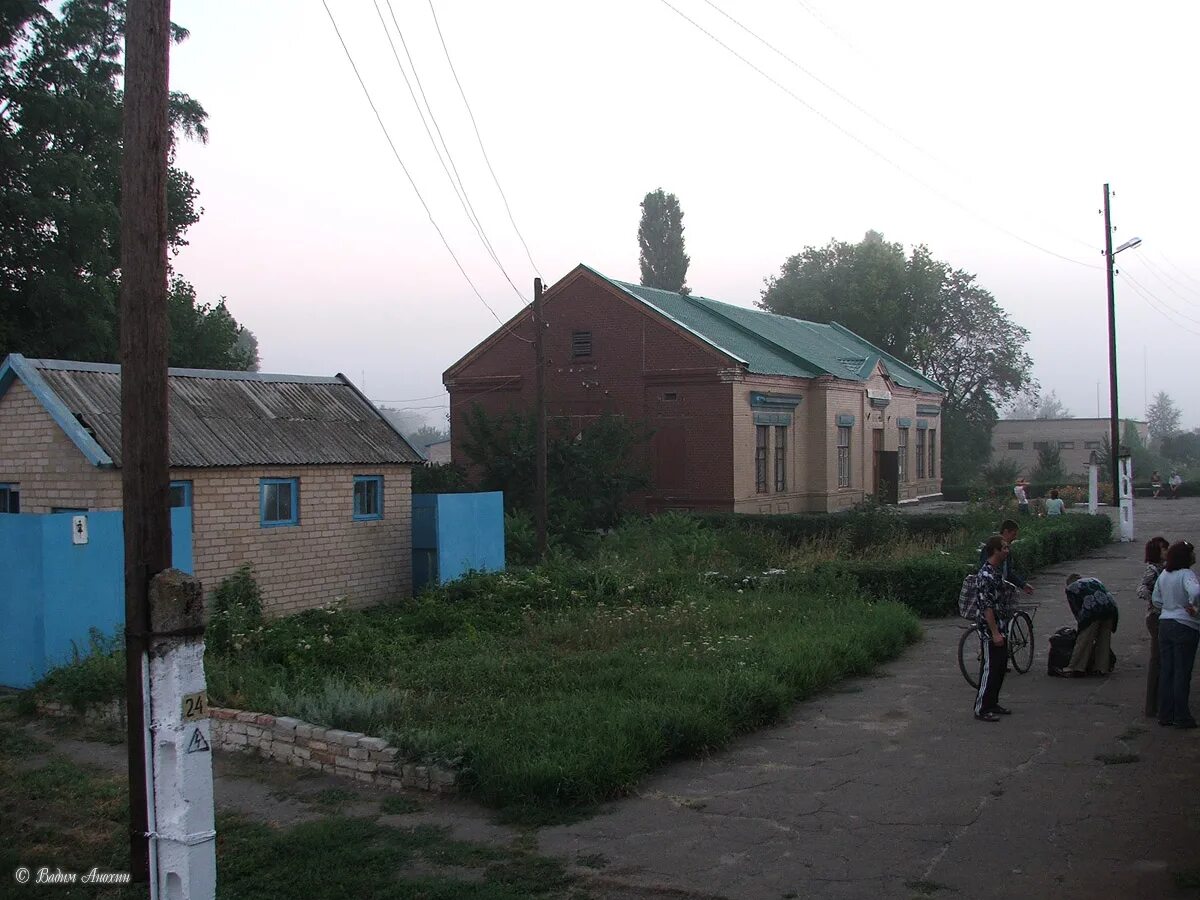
[1008, 611, 1035, 674]
[958, 628, 981, 689]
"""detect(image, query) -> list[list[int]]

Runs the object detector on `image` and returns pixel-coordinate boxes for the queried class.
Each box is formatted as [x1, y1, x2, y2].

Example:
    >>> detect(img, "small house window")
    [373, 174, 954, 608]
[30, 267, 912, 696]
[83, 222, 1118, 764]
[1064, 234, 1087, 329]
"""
[662, 392, 678, 401]
[898, 428, 909, 482]
[1007, 442, 1024, 450]
[916, 429, 926, 479]
[1084, 440, 1102, 450]
[169, 481, 193, 508]
[1058, 441, 1075, 449]
[837, 426, 851, 488]
[260, 478, 299, 527]
[774, 425, 787, 492]
[1032, 441, 1050, 451]
[755, 426, 768, 494]
[572, 331, 592, 358]
[929, 429, 937, 479]
[353, 475, 384, 520]
[0, 484, 19, 514]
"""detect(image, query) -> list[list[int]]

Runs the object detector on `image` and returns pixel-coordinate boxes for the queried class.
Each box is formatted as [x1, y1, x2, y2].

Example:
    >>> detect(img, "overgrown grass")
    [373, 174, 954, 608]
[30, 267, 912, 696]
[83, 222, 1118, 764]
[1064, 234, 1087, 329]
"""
[0, 711, 581, 899]
[27, 508, 1112, 813]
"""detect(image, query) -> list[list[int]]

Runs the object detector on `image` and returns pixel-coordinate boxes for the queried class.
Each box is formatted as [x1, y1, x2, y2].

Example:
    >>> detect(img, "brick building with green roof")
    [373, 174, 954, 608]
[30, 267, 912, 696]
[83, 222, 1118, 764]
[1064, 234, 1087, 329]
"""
[444, 264, 945, 513]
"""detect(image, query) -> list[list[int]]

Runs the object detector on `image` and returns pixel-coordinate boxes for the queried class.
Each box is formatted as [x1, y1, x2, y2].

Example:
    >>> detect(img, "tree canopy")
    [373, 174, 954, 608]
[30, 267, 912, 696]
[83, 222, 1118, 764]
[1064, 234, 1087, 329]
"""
[1005, 389, 1071, 420]
[1146, 391, 1181, 443]
[0, 0, 255, 369]
[759, 231, 1034, 484]
[637, 188, 689, 294]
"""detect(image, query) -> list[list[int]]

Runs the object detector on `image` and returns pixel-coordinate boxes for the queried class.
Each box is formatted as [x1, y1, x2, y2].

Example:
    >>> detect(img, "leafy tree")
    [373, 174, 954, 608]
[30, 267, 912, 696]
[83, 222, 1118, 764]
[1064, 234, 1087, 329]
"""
[1146, 391, 1181, 443]
[1005, 388, 1071, 420]
[1030, 444, 1065, 483]
[166, 280, 257, 370]
[0, 0, 253, 369]
[234, 327, 260, 372]
[1161, 429, 1200, 466]
[760, 232, 1033, 484]
[412, 462, 469, 494]
[459, 406, 650, 532]
[637, 188, 689, 294]
[981, 457, 1021, 488]
[408, 424, 450, 448]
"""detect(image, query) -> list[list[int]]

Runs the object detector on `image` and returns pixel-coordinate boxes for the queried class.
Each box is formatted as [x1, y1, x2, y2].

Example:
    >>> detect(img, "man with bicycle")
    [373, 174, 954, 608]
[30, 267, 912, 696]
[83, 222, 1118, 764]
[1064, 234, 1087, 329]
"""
[975, 535, 1013, 722]
[978, 519, 1036, 601]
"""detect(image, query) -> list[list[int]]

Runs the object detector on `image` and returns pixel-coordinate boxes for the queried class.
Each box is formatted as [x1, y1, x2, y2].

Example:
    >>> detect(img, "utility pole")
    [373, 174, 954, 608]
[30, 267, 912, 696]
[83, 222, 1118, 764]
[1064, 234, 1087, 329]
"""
[1103, 183, 1120, 508]
[120, 0, 173, 885]
[533, 278, 547, 558]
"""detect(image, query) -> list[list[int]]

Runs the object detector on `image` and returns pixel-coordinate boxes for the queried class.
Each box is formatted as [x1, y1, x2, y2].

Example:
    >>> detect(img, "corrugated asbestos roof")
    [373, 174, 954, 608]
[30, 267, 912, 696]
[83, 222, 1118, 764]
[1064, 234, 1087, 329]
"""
[594, 269, 943, 395]
[20, 358, 422, 467]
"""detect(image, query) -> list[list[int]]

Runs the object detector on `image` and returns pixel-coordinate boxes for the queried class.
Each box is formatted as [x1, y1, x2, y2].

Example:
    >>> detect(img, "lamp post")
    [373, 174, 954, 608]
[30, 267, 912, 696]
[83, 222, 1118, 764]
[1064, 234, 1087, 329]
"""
[1102, 182, 1141, 507]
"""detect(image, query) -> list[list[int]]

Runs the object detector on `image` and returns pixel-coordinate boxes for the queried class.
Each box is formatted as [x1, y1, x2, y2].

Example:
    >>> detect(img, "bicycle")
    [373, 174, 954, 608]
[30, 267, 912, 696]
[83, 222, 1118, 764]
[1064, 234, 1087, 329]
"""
[958, 589, 1039, 689]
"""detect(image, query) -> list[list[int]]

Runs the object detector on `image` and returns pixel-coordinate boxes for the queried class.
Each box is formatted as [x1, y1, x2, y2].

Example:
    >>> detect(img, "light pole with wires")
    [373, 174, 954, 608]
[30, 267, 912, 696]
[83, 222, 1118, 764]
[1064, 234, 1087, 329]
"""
[1102, 182, 1142, 506]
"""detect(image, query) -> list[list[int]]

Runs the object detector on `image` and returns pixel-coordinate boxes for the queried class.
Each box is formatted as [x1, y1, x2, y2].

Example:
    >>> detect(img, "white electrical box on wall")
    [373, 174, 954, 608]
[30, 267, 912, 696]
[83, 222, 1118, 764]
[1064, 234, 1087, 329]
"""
[71, 515, 88, 545]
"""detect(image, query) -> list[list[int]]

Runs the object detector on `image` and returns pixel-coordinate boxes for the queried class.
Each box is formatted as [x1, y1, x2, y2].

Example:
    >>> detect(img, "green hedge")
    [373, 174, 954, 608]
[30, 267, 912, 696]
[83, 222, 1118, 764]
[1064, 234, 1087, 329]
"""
[696, 510, 968, 548]
[815, 513, 1114, 617]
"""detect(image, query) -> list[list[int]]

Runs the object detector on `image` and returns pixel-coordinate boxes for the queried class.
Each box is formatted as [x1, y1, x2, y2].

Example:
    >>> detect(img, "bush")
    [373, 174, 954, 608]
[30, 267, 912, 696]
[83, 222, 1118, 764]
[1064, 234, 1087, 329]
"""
[207, 565, 264, 655]
[33, 630, 125, 712]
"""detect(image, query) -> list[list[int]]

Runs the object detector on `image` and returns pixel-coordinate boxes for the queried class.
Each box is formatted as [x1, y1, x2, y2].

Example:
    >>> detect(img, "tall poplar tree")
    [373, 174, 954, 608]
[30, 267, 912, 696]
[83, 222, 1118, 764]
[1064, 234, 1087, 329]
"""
[637, 188, 690, 294]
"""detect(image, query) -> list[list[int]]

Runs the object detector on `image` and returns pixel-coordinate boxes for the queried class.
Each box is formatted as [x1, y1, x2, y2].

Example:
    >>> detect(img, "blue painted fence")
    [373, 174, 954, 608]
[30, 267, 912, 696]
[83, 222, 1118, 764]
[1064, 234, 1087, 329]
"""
[412, 492, 505, 593]
[0, 508, 192, 689]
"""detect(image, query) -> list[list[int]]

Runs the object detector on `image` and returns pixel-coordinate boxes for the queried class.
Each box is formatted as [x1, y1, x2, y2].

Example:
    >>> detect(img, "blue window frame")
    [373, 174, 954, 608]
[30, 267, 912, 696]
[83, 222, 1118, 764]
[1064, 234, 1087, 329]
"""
[260, 478, 299, 527]
[353, 475, 383, 521]
[0, 483, 19, 514]
[169, 480, 193, 509]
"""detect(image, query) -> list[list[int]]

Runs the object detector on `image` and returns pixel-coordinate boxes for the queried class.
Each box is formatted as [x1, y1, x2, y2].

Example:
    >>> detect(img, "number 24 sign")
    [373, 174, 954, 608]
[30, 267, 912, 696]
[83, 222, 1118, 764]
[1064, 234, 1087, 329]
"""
[181, 691, 209, 723]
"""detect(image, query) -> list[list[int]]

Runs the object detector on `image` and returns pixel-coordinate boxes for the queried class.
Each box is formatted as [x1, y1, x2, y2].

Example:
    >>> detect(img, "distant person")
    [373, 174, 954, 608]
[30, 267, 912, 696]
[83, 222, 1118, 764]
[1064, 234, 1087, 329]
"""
[1045, 489, 1065, 517]
[1170, 472, 1184, 499]
[1151, 471, 1164, 498]
[974, 535, 1012, 722]
[979, 520, 1035, 600]
[1153, 540, 1200, 728]
[1014, 478, 1030, 515]
[1060, 574, 1119, 677]
[1140, 536, 1171, 718]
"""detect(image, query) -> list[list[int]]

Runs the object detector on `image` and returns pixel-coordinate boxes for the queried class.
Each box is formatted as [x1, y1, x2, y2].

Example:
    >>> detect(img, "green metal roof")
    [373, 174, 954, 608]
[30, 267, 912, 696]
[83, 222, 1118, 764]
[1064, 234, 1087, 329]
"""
[588, 267, 943, 395]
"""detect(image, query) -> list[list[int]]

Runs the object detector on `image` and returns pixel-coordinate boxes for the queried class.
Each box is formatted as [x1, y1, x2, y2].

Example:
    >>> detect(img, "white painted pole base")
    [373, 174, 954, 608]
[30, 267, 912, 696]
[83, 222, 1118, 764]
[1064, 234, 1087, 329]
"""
[148, 571, 216, 900]
[1088, 463, 1099, 516]
[1118, 455, 1134, 543]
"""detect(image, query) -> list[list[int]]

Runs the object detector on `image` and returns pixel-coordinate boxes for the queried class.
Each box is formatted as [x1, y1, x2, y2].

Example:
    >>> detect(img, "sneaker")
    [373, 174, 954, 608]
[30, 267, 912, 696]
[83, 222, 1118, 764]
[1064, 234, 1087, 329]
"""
[1175, 720, 1198, 729]
[989, 705, 1013, 715]
[974, 711, 1001, 722]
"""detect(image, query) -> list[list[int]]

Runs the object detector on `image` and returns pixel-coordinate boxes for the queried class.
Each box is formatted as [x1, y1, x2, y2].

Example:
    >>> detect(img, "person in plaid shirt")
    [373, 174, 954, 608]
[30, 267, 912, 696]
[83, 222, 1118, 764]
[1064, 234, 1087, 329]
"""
[974, 534, 1012, 722]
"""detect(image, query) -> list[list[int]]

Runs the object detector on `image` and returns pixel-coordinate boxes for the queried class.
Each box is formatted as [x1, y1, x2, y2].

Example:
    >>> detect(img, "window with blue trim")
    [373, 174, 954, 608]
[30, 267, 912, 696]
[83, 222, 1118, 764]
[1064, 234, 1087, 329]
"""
[353, 476, 383, 520]
[260, 478, 299, 527]
[169, 480, 193, 509]
[0, 483, 19, 514]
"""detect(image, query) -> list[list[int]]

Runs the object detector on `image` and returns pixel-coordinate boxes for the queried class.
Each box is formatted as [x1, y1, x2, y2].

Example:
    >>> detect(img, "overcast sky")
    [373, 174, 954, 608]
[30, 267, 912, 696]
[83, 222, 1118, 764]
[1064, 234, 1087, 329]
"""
[167, 0, 1200, 429]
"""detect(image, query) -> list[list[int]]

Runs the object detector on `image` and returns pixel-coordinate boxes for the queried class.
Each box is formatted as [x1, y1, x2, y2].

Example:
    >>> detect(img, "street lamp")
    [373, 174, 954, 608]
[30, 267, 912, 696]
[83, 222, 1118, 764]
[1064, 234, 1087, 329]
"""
[1102, 182, 1141, 508]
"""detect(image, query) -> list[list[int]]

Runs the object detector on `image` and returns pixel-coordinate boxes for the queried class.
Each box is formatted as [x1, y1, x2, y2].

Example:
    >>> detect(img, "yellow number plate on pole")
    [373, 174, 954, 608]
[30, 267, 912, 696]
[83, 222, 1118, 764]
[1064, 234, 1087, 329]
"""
[181, 691, 209, 722]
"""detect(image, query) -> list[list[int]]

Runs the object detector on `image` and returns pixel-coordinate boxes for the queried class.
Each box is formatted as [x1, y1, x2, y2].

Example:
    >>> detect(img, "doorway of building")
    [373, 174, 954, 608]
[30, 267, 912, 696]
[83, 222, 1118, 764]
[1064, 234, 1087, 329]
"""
[872, 429, 884, 496]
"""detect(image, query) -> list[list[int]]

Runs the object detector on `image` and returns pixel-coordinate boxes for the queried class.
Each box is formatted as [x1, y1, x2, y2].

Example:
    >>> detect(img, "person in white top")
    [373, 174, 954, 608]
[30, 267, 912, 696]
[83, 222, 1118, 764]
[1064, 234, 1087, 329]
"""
[1151, 540, 1200, 728]
[1014, 479, 1029, 515]
[1170, 472, 1184, 500]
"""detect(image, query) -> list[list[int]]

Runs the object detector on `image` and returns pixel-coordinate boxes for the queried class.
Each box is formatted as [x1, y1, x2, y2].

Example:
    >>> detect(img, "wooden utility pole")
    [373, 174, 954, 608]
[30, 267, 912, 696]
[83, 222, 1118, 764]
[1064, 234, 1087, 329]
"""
[1102, 183, 1120, 508]
[533, 278, 548, 558]
[120, 0, 174, 884]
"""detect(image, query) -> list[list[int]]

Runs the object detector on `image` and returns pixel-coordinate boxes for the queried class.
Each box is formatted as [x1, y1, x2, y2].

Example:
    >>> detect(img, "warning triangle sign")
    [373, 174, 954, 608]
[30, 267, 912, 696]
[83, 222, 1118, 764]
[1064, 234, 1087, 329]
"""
[186, 728, 211, 754]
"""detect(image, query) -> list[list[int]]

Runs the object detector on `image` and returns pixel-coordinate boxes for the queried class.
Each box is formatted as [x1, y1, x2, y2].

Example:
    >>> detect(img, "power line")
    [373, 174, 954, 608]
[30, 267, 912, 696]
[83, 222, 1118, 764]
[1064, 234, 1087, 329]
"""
[655, 0, 1102, 270]
[1136, 254, 1200, 306]
[376, 391, 449, 404]
[322, 1, 505, 324]
[374, 1, 528, 305]
[428, 0, 542, 278]
[322, 1, 533, 344]
[1120, 268, 1200, 330]
[1152, 250, 1200, 293]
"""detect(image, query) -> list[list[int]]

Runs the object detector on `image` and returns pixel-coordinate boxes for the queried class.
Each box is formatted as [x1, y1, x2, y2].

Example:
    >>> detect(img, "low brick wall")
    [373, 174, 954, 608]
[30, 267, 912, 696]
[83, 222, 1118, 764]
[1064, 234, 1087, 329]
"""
[36, 700, 458, 794]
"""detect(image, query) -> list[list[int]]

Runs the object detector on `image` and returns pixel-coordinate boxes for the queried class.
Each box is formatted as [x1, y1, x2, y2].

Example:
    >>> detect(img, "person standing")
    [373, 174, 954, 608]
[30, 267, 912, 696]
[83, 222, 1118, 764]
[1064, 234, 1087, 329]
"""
[1153, 540, 1200, 728]
[1044, 489, 1065, 517]
[1014, 478, 1030, 515]
[974, 535, 1012, 722]
[1139, 536, 1171, 717]
[1062, 574, 1119, 676]
[979, 520, 1036, 600]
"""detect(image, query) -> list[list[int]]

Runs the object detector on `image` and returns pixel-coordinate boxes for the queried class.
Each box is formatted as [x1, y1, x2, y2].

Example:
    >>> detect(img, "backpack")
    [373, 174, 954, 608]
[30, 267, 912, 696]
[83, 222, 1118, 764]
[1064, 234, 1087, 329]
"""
[958, 573, 979, 619]
[1047, 626, 1077, 675]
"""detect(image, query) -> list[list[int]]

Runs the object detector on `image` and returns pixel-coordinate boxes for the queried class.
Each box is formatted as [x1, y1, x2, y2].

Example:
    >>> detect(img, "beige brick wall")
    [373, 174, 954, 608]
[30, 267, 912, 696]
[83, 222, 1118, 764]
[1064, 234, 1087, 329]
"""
[1, 380, 413, 616]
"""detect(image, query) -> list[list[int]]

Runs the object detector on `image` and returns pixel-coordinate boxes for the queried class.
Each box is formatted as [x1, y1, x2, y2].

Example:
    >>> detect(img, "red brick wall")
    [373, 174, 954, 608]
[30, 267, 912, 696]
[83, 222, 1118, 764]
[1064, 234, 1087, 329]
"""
[447, 270, 738, 510]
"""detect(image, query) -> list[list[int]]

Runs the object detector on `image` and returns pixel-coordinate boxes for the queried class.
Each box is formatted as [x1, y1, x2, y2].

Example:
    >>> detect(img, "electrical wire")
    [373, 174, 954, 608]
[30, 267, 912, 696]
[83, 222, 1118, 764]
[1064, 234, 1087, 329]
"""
[377, 1, 528, 305]
[322, 1, 533, 343]
[1152, 250, 1200, 293]
[655, 0, 1103, 270]
[1120, 268, 1200, 329]
[1135, 254, 1200, 307]
[428, 0, 542, 278]
[375, 391, 449, 404]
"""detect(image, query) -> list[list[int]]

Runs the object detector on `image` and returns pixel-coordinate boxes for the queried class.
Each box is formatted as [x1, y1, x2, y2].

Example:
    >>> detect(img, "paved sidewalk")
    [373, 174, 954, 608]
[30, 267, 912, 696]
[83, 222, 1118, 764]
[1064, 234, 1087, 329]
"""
[540, 500, 1200, 899]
